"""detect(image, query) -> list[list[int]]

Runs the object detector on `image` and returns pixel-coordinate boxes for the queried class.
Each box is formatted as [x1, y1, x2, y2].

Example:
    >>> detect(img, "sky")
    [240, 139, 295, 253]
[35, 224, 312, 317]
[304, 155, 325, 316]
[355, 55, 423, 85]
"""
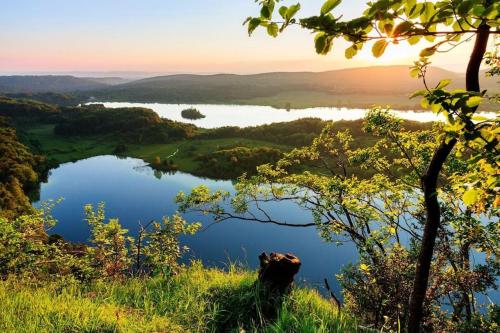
[0, 0, 477, 75]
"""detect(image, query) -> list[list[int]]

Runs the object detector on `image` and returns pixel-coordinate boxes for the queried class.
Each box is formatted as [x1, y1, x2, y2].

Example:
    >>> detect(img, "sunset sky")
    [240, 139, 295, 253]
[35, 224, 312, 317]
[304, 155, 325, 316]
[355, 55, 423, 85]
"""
[0, 0, 477, 75]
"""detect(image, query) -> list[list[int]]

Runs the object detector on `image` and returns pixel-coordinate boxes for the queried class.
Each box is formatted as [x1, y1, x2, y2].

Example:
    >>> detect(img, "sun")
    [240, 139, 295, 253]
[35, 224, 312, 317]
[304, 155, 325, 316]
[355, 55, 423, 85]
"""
[357, 40, 423, 64]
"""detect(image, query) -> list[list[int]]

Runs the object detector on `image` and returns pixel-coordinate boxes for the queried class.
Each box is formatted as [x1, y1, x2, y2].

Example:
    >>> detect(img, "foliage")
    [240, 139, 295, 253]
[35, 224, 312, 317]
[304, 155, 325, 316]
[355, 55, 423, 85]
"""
[0, 96, 59, 124]
[409, 59, 500, 215]
[243, 1, 499, 331]
[200, 117, 329, 146]
[55, 104, 196, 144]
[141, 214, 201, 274]
[6, 92, 84, 107]
[195, 146, 283, 179]
[0, 203, 361, 332]
[246, 1, 499, 61]
[176, 108, 499, 331]
[84, 203, 135, 278]
[339, 244, 416, 330]
[0, 75, 107, 93]
[0, 202, 89, 279]
[0, 118, 46, 218]
[181, 107, 205, 120]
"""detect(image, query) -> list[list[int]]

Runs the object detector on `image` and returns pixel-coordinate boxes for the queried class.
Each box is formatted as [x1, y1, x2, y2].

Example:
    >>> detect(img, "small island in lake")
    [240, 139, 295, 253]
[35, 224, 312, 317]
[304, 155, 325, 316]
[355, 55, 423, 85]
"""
[181, 107, 205, 120]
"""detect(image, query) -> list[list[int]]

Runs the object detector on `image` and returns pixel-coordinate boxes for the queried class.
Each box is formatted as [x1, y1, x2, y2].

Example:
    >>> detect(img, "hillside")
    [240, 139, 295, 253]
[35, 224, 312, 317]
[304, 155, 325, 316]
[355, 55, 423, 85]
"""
[90, 65, 498, 110]
[2, 66, 497, 110]
[0, 75, 108, 93]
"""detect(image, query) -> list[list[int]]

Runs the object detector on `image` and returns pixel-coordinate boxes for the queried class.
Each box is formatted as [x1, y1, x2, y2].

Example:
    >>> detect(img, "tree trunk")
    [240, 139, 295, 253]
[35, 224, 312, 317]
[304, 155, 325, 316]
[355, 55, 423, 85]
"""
[258, 252, 301, 293]
[407, 24, 490, 333]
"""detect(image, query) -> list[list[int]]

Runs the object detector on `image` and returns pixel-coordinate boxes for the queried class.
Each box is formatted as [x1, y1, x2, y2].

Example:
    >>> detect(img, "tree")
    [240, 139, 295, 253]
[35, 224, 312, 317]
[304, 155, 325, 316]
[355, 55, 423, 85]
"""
[140, 214, 200, 275]
[245, 2, 499, 331]
[180, 1, 498, 331]
[84, 203, 134, 278]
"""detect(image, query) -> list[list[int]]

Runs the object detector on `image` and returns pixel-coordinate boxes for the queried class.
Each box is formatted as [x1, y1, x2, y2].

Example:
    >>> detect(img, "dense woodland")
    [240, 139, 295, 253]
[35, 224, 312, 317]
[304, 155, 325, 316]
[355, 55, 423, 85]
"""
[0, 117, 45, 219]
[54, 105, 196, 144]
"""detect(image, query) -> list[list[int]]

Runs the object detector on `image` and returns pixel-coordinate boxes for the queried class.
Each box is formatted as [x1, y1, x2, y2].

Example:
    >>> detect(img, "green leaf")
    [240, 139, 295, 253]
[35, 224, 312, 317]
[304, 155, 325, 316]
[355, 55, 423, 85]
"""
[409, 68, 420, 78]
[410, 89, 426, 98]
[466, 96, 482, 108]
[409, 3, 423, 19]
[267, 22, 279, 37]
[261, 5, 271, 19]
[248, 18, 261, 36]
[261, 0, 275, 19]
[457, 0, 473, 16]
[435, 79, 451, 89]
[407, 35, 421, 45]
[421, 98, 430, 109]
[404, 0, 416, 17]
[462, 188, 480, 205]
[286, 3, 301, 20]
[393, 21, 413, 36]
[384, 23, 394, 36]
[278, 6, 288, 19]
[315, 33, 333, 55]
[419, 47, 435, 57]
[321, 0, 342, 15]
[420, 2, 435, 23]
[372, 40, 388, 58]
[471, 5, 485, 16]
[345, 46, 357, 59]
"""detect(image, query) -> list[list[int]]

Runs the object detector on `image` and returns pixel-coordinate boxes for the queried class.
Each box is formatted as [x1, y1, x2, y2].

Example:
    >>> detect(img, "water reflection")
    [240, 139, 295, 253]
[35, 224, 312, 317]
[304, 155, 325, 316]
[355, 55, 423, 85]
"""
[35, 155, 358, 295]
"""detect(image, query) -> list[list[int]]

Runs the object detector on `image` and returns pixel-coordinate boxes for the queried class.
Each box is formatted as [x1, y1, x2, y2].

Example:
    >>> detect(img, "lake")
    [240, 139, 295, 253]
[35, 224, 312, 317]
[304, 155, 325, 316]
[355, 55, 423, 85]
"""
[35, 155, 499, 303]
[35, 155, 358, 295]
[93, 102, 498, 128]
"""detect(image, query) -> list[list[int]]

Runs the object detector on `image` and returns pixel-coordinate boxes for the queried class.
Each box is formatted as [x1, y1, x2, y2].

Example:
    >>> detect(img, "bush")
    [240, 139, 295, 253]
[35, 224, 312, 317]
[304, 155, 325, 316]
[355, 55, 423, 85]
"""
[195, 146, 283, 179]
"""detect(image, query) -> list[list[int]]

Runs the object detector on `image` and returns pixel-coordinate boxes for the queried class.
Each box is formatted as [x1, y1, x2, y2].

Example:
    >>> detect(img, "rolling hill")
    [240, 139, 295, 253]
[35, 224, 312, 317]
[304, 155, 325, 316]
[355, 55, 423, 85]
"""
[1, 66, 497, 110]
[90, 65, 498, 110]
[0, 75, 109, 93]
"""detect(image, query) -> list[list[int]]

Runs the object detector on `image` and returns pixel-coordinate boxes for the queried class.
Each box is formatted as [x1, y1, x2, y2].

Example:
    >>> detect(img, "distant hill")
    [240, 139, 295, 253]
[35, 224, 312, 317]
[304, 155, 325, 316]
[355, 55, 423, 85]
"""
[90, 65, 498, 110]
[85, 77, 135, 86]
[0, 75, 108, 93]
[1, 66, 497, 110]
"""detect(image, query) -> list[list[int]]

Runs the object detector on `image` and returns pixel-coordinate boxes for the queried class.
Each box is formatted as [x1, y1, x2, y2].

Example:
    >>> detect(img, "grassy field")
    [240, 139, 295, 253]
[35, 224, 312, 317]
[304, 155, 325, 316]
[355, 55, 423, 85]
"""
[0, 263, 363, 333]
[126, 138, 291, 174]
[234, 90, 421, 110]
[19, 124, 119, 163]
[20, 124, 293, 175]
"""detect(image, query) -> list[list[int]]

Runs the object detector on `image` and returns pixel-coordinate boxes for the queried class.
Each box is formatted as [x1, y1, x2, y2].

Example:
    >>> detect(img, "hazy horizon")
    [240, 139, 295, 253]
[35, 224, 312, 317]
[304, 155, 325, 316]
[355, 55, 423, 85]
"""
[1, 0, 484, 75]
[0, 64, 469, 79]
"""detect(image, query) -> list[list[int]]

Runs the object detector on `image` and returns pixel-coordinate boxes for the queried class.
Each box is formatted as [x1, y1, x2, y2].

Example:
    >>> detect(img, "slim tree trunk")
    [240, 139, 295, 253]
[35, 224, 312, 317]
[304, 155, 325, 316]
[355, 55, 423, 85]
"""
[407, 24, 490, 333]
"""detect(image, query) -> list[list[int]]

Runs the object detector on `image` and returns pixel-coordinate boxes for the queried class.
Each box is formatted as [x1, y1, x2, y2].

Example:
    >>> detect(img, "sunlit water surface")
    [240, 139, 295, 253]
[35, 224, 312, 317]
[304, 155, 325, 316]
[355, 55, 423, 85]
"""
[92, 102, 497, 128]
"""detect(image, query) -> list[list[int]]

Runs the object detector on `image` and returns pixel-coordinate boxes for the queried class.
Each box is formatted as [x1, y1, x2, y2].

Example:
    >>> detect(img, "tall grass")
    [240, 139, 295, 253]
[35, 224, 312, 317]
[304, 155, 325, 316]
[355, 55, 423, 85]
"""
[0, 262, 364, 332]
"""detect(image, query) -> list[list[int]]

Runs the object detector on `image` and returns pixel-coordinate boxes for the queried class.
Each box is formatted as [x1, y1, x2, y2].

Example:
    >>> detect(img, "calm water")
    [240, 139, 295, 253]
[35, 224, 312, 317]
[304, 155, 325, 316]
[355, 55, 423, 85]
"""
[35, 155, 499, 303]
[35, 155, 357, 294]
[93, 102, 496, 128]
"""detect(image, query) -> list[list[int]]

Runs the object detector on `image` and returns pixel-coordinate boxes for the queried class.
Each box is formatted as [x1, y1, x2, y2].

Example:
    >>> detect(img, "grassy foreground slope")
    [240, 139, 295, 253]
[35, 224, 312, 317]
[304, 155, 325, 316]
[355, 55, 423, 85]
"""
[0, 263, 362, 333]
